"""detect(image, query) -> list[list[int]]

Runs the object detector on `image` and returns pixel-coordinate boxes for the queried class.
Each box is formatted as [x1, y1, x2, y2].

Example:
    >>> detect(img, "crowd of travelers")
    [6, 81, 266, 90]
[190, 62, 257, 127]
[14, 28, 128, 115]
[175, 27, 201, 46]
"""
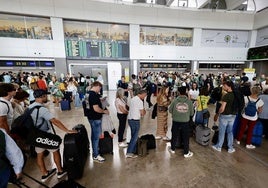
[1, 69, 268, 186]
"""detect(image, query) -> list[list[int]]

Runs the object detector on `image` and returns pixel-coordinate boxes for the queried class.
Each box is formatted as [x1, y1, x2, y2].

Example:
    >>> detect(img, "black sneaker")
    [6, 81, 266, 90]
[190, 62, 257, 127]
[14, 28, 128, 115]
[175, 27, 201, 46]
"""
[41, 168, 56, 182]
[57, 170, 67, 179]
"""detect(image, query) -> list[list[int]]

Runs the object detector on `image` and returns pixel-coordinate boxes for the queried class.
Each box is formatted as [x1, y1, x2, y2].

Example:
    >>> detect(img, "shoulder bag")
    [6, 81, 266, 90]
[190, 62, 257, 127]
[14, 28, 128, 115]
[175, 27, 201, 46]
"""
[26, 107, 62, 149]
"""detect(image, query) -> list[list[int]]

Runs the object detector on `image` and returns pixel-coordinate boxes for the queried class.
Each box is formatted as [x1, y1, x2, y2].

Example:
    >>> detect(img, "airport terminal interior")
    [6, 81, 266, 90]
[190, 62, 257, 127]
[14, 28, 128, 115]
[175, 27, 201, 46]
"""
[7, 91, 268, 188]
[1, 0, 268, 187]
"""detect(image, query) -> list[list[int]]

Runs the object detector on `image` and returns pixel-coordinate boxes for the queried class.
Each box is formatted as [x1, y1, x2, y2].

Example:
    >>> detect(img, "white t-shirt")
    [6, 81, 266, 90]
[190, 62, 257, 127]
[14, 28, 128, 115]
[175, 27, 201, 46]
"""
[0, 97, 14, 130]
[128, 96, 144, 120]
[188, 89, 199, 100]
[242, 96, 264, 121]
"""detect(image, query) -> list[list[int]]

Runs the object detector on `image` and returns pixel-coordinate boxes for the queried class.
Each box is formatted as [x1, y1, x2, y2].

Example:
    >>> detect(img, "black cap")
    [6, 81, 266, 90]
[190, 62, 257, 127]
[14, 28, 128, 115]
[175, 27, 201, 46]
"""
[33, 89, 49, 98]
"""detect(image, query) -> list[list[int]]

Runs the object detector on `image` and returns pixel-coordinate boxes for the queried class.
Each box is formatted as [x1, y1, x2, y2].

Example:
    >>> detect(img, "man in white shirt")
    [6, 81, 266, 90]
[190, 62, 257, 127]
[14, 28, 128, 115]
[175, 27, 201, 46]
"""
[0, 83, 17, 133]
[126, 90, 147, 158]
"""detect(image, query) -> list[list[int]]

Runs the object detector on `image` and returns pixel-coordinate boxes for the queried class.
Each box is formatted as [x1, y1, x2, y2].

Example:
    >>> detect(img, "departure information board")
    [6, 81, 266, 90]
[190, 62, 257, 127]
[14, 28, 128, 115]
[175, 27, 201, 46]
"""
[247, 45, 268, 60]
[65, 40, 129, 59]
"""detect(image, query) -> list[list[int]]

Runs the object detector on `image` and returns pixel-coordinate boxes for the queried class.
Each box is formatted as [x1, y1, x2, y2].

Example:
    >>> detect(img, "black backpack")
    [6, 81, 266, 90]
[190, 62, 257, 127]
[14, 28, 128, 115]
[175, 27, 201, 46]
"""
[11, 106, 43, 140]
[211, 86, 222, 101]
[232, 89, 245, 115]
[82, 92, 90, 117]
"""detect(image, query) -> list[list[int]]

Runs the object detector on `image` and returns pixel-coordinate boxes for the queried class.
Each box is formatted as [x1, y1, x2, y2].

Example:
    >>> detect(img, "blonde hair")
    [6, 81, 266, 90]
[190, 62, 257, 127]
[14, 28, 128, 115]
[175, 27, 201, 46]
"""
[251, 86, 261, 95]
[116, 88, 125, 99]
[157, 86, 168, 103]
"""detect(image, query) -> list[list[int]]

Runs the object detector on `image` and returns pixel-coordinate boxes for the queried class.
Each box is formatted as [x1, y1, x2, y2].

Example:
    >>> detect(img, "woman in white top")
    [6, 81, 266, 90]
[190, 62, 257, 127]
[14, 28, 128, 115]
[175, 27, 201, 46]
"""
[188, 82, 199, 102]
[67, 77, 78, 100]
[258, 88, 268, 139]
[236, 86, 264, 149]
[115, 88, 129, 147]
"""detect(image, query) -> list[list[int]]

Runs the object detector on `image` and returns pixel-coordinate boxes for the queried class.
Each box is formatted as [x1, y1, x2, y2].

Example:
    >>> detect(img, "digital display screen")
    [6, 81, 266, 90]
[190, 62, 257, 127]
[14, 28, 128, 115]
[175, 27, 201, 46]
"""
[39, 61, 54, 67]
[6, 61, 14, 66]
[0, 60, 54, 67]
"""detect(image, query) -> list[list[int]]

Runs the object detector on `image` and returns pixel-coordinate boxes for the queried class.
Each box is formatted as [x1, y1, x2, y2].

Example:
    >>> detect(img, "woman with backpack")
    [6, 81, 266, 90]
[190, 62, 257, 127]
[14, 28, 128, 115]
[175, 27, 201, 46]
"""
[236, 86, 264, 149]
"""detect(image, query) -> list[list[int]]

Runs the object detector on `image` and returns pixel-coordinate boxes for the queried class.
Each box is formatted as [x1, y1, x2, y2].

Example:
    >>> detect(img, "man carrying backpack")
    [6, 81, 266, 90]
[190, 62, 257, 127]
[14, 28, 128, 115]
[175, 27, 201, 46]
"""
[28, 89, 77, 182]
[0, 83, 17, 133]
[236, 86, 264, 149]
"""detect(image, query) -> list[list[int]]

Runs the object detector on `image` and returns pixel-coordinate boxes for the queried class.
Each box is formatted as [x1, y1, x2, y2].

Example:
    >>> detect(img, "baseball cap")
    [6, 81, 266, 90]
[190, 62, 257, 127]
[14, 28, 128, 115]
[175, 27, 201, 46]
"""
[33, 89, 49, 98]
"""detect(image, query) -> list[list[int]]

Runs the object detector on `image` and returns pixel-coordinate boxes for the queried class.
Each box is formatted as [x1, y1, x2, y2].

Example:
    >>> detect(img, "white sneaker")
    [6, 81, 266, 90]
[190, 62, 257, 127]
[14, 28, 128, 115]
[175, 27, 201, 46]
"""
[246, 144, 256, 149]
[162, 136, 171, 141]
[167, 146, 175, 154]
[155, 136, 162, 140]
[236, 140, 240, 145]
[126, 153, 138, 158]
[228, 148, 236, 153]
[118, 142, 128, 148]
[93, 155, 105, 163]
[184, 151, 193, 158]
[212, 145, 221, 152]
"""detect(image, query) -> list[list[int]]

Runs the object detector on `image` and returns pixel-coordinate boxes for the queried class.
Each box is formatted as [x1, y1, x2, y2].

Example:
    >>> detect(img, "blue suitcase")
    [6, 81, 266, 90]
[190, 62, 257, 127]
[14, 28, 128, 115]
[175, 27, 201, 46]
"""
[232, 114, 241, 139]
[251, 121, 263, 146]
[74, 93, 82, 108]
[61, 100, 71, 111]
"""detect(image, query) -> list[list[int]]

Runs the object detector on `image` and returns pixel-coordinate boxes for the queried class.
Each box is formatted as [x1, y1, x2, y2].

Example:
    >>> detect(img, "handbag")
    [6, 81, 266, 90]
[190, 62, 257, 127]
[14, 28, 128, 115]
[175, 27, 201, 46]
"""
[27, 127, 62, 149]
[203, 111, 210, 119]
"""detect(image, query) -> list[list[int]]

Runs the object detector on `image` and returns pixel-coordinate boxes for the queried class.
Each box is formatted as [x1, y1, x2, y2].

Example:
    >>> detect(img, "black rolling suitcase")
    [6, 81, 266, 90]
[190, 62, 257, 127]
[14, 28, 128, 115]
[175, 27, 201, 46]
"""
[99, 131, 113, 155]
[63, 124, 90, 179]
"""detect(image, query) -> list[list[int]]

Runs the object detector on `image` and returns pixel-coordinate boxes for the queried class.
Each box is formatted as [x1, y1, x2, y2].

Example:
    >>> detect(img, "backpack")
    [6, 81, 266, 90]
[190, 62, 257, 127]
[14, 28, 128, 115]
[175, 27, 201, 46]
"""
[244, 96, 260, 117]
[210, 86, 222, 101]
[82, 92, 90, 117]
[232, 89, 245, 114]
[10, 106, 43, 140]
[150, 83, 157, 93]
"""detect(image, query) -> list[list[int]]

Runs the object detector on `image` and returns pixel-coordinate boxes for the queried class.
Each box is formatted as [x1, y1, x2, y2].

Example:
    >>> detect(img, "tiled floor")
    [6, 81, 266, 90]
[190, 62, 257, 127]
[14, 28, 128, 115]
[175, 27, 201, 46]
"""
[9, 91, 268, 188]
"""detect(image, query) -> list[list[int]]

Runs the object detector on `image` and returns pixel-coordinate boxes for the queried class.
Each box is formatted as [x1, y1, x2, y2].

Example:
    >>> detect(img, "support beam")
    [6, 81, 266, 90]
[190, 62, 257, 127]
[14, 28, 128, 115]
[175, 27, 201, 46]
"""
[197, 0, 210, 8]
[166, 0, 175, 7]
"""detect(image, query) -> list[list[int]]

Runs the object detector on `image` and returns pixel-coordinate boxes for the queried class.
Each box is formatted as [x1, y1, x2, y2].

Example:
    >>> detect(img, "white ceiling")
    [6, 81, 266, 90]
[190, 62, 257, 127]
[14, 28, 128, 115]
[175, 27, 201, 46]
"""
[94, 0, 268, 13]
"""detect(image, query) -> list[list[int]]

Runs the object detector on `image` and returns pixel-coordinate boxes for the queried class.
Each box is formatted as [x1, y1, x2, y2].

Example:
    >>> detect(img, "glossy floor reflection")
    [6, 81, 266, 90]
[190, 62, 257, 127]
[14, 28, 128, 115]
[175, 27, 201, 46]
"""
[9, 91, 268, 188]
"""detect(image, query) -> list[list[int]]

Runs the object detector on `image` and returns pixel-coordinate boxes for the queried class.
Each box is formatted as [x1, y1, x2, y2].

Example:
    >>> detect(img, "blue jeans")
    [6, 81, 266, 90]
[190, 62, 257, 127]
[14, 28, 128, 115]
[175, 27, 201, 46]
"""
[215, 114, 236, 150]
[88, 119, 102, 158]
[0, 167, 11, 188]
[127, 120, 140, 154]
[195, 110, 209, 125]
